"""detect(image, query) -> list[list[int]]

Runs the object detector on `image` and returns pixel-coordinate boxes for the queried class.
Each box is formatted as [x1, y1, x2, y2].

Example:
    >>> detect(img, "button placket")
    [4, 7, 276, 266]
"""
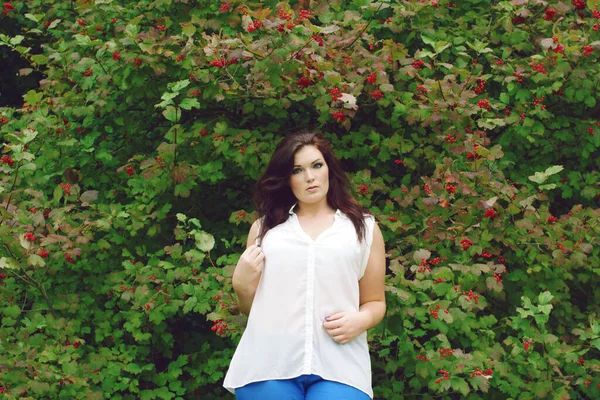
[302, 243, 316, 374]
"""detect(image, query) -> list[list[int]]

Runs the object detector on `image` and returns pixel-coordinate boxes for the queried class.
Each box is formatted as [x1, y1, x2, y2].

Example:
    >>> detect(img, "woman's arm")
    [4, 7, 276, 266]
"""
[357, 221, 386, 330]
[232, 219, 262, 316]
[322, 222, 386, 344]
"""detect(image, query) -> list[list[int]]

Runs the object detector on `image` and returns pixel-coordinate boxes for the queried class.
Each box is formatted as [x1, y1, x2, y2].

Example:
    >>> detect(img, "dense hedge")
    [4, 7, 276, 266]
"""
[1, 0, 599, 399]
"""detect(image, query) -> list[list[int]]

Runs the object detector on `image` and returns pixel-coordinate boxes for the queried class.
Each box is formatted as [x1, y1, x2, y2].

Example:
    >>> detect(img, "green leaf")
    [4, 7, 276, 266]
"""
[585, 96, 596, 108]
[163, 106, 180, 123]
[3, 305, 21, 318]
[27, 254, 45, 267]
[174, 184, 190, 197]
[415, 361, 429, 378]
[413, 249, 431, 263]
[125, 363, 142, 373]
[533, 381, 553, 397]
[288, 93, 307, 101]
[167, 79, 190, 93]
[182, 284, 195, 295]
[450, 377, 470, 396]
[544, 165, 564, 176]
[183, 296, 198, 313]
[195, 232, 215, 252]
[179, 98, 200, 110]
[9, 35, 25, 46]
[62, 361, 77, 375]
[182, 24, 196, 37]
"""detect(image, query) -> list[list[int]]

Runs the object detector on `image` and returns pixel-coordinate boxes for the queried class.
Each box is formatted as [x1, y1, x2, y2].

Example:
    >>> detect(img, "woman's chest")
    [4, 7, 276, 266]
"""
[262, 225, 363, 276]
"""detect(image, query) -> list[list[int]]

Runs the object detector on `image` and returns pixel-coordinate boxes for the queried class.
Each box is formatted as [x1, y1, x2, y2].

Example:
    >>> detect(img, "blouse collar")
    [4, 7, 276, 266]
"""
[288, 203, 346, 219]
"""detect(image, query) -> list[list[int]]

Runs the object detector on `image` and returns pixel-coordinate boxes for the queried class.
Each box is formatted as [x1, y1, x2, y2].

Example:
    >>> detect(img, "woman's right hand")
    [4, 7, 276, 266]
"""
[232, 244, 265, 290]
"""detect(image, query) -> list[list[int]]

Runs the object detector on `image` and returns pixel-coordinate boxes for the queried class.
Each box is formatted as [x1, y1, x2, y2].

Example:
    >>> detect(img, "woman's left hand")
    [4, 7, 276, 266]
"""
[323, 312, 368, 344]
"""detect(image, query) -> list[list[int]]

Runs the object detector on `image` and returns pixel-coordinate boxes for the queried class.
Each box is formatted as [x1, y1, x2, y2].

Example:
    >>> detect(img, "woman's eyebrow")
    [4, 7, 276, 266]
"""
[293, 158, 323, 167]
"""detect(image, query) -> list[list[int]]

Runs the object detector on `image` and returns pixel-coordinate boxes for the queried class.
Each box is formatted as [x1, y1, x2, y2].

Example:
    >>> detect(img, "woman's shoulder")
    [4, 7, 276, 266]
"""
[361, 212, 376, 223]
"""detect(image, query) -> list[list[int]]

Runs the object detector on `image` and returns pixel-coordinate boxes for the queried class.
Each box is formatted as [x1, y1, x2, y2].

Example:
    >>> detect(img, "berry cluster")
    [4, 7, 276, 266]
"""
[476, 248, 494, 259]
[544, 8, 557, 21]
[439, 348, 455, 360]
[38, 248, 50, 258]
[463, 289, 480, 304]
[412, 60, 425, 70]
[471, 367, 493, 378]
[435, 369, 450, 384]
[483, 208, 497, 219]
[3, 2, 14, 15]
[415, 85, 428, 100]
[493, 272, 504, 283]
[209, 58, 237, 68]
[429, 304, 441, 319]
[474, 79, 486, 95]
[312, 34, 324, 47]
[332, 110, 346, 123]
[477, 99, 491, 110]
[211, 320, 228, 335]
[530, 62, 547, 75]
[247, 20, 262, 33]
[60, 183, 71, 195]
[418, 258, 432, 273]
[367, 72, 377, 84]
[1, 155, 14, 167]
[329, 88, 342, 101]
[370, 89, 384, 101]
[460, 238, 473, 251]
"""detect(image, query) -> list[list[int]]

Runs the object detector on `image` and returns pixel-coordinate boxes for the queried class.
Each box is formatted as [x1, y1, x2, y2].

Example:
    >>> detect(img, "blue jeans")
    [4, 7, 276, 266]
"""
[235, 374, 371, 400]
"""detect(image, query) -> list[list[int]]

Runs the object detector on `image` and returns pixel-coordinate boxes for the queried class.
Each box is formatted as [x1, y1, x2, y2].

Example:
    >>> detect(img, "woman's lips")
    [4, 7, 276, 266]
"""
[307, 186, 318, 191]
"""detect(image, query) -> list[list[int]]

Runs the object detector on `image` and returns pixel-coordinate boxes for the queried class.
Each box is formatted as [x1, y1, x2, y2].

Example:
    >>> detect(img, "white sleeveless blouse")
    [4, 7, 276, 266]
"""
[223, 204, 376, 398]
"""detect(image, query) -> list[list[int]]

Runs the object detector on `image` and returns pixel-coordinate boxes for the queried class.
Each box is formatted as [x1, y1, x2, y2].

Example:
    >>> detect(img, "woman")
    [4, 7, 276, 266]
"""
[223, 131, 386, 399]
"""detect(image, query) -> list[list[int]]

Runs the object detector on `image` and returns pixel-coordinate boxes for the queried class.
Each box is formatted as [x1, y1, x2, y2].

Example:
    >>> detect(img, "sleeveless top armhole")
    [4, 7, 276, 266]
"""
[359, 215, 376, 279]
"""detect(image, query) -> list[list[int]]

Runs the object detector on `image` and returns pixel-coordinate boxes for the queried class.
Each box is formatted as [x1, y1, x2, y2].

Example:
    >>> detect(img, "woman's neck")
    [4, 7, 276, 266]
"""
[294, 199, 335, 218]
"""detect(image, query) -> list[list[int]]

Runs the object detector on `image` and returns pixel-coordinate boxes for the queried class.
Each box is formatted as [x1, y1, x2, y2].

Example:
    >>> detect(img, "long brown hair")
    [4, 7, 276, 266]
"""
[254, 130, 370, 243]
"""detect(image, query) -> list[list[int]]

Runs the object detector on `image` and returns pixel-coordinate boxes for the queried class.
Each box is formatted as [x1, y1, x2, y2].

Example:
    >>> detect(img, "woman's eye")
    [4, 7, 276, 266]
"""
[292, 168, 301, 174]
[314, 163, 323, 169]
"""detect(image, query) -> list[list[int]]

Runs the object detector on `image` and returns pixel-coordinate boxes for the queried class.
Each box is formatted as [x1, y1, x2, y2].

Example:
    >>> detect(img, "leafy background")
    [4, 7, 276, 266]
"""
[1, 0, 599, 399]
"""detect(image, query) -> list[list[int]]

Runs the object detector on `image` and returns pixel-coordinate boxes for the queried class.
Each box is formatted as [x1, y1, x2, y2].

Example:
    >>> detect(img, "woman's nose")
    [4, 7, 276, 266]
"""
[305, 170, 314, 181]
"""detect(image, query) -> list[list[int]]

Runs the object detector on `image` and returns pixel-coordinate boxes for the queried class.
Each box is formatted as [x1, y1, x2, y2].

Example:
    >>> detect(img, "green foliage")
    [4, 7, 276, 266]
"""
[1, 0, 599, 398]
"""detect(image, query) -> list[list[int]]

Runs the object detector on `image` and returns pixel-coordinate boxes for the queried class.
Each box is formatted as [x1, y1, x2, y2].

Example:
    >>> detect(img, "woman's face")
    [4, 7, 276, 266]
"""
[289, 145, 329, 206]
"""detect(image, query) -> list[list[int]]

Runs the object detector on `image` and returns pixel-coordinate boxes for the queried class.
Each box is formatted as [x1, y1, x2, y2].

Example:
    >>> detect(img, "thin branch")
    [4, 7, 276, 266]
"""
[340, 1, 385, 51]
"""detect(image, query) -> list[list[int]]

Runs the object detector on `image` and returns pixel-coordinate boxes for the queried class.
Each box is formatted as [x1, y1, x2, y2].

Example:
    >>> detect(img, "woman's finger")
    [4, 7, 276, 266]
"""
[328, 328, 345, 337]
[247, 245, 262, 257]
[254, 251, 265, 263]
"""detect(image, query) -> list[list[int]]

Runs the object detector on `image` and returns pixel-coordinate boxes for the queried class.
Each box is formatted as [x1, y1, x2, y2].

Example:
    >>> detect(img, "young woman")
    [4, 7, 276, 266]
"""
[223, 131, 386, 399]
